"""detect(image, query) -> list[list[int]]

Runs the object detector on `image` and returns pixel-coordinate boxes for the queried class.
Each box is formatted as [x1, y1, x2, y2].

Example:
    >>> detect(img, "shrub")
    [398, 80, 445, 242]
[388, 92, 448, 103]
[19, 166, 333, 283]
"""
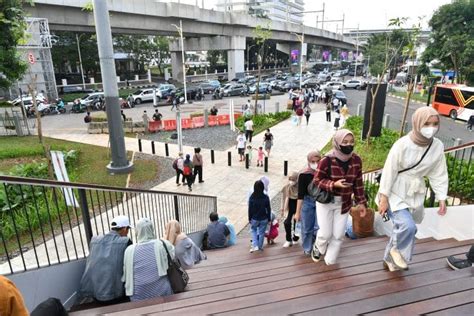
[235, 111, 291, 134]
[251, 94, 271, 100]
[91, 112, 107, 122]
[190, 111, 204, 119]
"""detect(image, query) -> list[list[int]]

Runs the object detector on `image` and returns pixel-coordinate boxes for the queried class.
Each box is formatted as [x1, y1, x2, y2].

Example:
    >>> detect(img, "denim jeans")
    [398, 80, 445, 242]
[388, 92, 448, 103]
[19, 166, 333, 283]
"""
[383, 208, 417, 263]
[250, 219, 268, 250]
[301, 195, 318, 253]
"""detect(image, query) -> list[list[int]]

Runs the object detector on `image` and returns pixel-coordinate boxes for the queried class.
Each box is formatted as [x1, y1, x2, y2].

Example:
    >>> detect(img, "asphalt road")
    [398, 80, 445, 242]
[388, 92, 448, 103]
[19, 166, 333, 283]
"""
[343, 89, 474, 146]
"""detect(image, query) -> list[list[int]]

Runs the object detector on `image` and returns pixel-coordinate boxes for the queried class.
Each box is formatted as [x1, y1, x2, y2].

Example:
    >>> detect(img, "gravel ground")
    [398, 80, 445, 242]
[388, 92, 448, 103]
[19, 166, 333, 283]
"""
[129, 152, 175, 189]
[238, 190, 283, 238]
[141, 125, 240, 151]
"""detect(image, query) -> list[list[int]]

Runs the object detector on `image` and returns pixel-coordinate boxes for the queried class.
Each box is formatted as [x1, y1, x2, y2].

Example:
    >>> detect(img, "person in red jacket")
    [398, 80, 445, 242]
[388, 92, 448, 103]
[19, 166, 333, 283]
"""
[311, 129, 367, 265]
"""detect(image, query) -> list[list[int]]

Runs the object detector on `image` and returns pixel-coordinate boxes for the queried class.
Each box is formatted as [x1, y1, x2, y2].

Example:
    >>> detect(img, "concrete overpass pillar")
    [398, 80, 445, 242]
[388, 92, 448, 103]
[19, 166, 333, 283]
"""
[171, 52, 184, 82]
[227, 49, 245, 79]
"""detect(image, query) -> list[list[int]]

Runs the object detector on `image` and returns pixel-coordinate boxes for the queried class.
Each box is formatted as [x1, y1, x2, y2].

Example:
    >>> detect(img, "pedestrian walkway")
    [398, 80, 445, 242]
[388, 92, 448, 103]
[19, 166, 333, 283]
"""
[44, 108, 335, 234]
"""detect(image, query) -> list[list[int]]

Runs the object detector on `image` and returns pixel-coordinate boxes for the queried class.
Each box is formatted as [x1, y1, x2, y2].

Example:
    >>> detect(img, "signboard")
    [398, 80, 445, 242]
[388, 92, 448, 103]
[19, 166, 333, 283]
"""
[51, 151, 78, 207]
[27, 53, 36, 64]
[290, 50, 299, 65]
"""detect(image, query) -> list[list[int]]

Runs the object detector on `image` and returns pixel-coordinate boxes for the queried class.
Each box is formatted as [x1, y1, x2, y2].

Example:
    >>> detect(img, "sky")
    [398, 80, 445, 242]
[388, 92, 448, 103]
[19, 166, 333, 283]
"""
[163, 0, 452, 32]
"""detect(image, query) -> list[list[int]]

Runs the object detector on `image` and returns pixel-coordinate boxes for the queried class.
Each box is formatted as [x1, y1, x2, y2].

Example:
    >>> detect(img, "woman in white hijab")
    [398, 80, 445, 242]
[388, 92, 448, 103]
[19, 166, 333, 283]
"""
[122, 218, 175, 301]
[377, 107, 448, 271]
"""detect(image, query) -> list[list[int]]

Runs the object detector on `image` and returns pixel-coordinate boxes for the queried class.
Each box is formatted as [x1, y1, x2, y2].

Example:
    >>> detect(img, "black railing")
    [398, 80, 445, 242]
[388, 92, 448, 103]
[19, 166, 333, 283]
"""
[0, 176, 216, 275]
[363, 142, 474, 209]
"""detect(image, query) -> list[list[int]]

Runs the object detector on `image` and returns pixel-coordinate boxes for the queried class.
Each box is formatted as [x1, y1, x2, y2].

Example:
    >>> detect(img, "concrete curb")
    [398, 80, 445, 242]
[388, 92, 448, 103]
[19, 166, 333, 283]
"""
[387, 93, 426, 105]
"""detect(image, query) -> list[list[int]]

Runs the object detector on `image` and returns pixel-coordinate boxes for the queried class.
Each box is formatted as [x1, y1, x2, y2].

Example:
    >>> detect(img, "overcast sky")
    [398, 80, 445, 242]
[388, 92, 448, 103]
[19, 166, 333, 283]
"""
[165, 0, 451, 32]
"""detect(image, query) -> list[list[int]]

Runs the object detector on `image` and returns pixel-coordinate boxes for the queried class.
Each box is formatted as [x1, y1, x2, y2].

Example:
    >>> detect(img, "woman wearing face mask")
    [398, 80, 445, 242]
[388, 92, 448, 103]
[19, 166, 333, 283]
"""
[311, 130, 367, 265]
[280, 172, 299, 248]
[377, 107, 448, 271]
[294, 151, 322, 256]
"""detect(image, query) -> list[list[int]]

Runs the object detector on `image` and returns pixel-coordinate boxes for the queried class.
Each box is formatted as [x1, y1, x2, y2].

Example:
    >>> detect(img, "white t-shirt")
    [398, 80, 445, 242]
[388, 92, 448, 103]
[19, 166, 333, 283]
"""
[236, 135, 246, 148]
[244, 120, 254, 131]
[332, 98, 340, 106]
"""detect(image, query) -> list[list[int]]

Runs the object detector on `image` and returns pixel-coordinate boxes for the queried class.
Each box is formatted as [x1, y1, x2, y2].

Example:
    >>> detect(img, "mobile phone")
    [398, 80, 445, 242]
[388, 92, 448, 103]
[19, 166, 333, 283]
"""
[382, 212, 390, 222]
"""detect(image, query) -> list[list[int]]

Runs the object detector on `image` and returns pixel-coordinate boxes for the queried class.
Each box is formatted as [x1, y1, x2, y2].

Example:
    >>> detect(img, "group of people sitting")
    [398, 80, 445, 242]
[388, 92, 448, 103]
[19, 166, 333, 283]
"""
[78, 216, 206, 304]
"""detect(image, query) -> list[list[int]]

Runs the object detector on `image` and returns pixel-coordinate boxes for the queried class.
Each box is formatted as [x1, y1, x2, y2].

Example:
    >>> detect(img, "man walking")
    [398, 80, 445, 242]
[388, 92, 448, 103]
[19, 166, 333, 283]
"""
[244, 117, 254, 143]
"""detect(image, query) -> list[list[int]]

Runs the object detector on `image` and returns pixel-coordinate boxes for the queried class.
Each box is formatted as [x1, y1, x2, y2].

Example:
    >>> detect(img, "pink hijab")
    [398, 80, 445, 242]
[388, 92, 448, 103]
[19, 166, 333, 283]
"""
[409, 107, 440, 146]
[328, 129, 355, 162]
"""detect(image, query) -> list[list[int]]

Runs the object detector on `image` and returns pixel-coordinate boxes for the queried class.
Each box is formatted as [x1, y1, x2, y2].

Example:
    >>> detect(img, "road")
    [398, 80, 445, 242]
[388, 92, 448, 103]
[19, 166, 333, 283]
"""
[343, 89, 473, 146]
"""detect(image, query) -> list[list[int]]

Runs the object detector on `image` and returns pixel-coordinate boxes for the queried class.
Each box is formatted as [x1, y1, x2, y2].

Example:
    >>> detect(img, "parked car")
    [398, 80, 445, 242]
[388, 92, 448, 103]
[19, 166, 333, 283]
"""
[59, 86, 94, 94]
[342, 79, 367, 90]
[332, 90, 347, 105]
[11, 94, 47, 107]
[156, 84, 176, 99]
[175, 86, 199, 100]
[222, 83, 248, 97]
[321, 81, 343, 91]
[198, 80, 220, 93]
[317, 72, 331, 82]
[302, 78, 320, 88]
[80, 92, 104, 107]
[132, 88, 157, 104]
[248, 83, 272, 94]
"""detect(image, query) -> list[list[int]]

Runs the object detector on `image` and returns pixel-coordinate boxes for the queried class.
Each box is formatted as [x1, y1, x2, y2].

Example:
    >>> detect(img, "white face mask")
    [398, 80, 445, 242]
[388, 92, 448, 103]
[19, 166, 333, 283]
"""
[309, 163, 318, 170]
[420, 127, 438, 139]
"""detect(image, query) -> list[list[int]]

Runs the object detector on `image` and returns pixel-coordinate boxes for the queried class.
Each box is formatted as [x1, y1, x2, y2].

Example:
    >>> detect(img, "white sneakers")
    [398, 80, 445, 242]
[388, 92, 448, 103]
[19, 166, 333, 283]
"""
[249, 246, 259, 253]
[282, 241, 293, 248]
[389, 247, 408, 270]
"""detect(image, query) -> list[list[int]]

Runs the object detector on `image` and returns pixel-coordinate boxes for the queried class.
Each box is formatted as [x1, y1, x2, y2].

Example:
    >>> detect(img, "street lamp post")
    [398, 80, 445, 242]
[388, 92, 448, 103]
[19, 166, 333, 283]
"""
[292, 32, 304, 90]
[76, 34, 86, 91]
[171, 20, 186, 153]
[247, 44, 256, 71]
[354, 24, 359, 79]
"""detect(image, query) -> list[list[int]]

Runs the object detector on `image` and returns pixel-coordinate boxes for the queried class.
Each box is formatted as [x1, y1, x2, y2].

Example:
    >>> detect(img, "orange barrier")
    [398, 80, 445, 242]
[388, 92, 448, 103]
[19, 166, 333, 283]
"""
[192, 116, 205, 128]
[148, 121, 162, 133]
[181, 118, 193, 129]
[217, 114, 230, 125]
[208, 115, 218, 126]
[234, 113, 242, 120]
[163, 119, 176, 131]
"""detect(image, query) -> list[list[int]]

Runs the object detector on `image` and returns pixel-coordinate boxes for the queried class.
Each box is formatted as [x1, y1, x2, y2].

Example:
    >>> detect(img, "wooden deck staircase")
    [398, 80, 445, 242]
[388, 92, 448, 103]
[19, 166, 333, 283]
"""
[70, 236, 473, 315]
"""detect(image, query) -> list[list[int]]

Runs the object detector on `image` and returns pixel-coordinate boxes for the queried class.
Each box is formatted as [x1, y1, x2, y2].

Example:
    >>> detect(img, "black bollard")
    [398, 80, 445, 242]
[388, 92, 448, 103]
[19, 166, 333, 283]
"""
[284, 160, 288, 176]
[165, 143, 169, 157]
[245, 154, 249, 169]
[228, 151, 232, 166]
[151, 141, 155, 155]
[264, 157, 268, 172]
[211, 149, 215, 164]
[138, 138, 142, 152]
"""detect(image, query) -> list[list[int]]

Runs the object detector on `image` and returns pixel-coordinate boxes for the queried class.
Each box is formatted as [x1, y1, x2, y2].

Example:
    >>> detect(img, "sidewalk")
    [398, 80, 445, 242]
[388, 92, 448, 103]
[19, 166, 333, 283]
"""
[45, 107, 335, 234]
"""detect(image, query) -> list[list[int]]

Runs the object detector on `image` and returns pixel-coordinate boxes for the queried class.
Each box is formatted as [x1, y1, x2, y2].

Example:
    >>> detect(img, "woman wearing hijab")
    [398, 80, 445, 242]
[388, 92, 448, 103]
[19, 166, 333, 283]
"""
[164, 220, 206, 269]
[294, 151, 322, 255]
[311, 130, 367, 265]
[377, 107, 448, 271]
[122, 218, 174, 301]
[183, 154, 194, 192]
[218, 216, 237, 246]
[248, 180, 272, 253]
[281, 172, 299, 248]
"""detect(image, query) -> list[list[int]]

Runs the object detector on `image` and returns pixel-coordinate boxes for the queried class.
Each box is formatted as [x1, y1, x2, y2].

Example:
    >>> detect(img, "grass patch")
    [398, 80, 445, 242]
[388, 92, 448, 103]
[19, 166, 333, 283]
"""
[389, 90, 430, 104]
[235, 111, 292, 134]
[321, 116, 399, 171]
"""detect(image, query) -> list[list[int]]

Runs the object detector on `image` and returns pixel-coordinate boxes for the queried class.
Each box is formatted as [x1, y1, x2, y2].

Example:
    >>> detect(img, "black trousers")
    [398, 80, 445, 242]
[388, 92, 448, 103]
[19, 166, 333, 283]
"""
[194, 165, 203, 182]
[245, 130, 253, 142]
[467, 245, 474, 263]
[176, 169, 185, 184]
[326, 111, 331, 122]
[284, 198, 298, 242]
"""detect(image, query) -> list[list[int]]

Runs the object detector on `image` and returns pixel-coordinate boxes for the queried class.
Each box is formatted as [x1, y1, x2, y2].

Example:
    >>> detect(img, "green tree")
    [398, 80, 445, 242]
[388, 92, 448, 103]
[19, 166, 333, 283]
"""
[0, 0, 32, 89]
[51, 32, 101, 78]
[253, 23, 272, 114]
[421, 0, 474, 84]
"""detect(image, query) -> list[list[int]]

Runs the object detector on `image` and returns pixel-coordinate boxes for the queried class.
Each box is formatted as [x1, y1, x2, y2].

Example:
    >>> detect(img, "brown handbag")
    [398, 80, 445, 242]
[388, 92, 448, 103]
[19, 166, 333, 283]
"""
[351, 207, 375, 238]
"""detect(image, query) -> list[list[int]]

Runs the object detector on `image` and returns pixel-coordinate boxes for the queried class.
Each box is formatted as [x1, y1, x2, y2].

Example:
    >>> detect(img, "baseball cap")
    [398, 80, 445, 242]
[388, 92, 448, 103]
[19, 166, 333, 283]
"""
[110, 215, 132, 229]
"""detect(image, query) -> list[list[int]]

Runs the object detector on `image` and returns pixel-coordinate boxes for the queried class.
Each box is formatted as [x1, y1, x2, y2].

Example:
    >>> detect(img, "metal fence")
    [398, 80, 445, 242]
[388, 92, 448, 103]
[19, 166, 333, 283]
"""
[363, 142, 474, 208]
[0, 176, 217, 275]
[0, 110, 33, 136]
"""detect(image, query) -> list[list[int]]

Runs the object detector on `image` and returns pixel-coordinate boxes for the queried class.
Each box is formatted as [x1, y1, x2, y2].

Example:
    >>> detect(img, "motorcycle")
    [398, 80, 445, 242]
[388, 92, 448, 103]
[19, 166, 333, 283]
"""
[49, 103, 66, 115]
[25, 102, 51, 117]
[71, 99, 86, 113]
[212, 88, 223, 100]
[194, 89, 205, 101]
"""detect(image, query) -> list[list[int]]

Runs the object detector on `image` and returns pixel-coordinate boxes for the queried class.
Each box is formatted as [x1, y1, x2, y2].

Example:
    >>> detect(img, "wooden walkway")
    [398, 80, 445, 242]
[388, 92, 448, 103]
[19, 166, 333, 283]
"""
[70, 236, 473, 315]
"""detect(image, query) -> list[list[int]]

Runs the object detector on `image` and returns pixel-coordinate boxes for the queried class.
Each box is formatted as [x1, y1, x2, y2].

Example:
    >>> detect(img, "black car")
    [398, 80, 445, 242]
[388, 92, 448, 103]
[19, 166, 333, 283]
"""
[175, 87, 199, 100]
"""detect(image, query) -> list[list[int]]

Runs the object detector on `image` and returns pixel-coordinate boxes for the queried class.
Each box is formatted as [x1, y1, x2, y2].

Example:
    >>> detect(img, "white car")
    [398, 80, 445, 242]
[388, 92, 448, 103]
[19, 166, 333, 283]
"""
[11, 94, 47, 107]
[342, 79, 367, 90]
[80, 92, 104, 107]
[131, 89, 157, 104]
[321, 81, 343, 91]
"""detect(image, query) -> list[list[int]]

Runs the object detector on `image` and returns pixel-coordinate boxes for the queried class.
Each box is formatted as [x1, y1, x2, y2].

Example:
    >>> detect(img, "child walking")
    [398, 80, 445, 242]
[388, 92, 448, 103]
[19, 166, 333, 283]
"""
[257, 146, 265, 167]
[265, 212, 279, 245]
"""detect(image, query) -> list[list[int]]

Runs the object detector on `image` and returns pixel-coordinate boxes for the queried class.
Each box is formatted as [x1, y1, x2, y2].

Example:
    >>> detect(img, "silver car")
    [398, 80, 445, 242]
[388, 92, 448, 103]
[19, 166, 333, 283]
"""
[132, 89, 157, 104]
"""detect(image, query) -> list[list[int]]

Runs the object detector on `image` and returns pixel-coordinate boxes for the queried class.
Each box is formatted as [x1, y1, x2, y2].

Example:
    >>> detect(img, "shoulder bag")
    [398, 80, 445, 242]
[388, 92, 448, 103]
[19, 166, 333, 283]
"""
[160, 240, 189, 293]
[307, 157, 333, 204]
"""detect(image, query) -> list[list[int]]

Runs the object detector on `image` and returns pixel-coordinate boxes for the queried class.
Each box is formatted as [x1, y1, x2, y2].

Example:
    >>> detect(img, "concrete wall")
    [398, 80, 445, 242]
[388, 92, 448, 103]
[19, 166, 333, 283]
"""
[7, 259, 86, 312]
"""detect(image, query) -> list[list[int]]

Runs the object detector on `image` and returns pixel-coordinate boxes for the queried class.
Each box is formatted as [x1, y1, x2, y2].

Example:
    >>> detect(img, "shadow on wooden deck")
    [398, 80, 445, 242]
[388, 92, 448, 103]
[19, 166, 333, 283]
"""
[70, 236, 473, 315]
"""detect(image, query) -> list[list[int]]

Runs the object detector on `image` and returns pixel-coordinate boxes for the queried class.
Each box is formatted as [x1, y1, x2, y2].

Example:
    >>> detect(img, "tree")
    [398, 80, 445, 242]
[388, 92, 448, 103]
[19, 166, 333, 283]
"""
[0, 0, 32, 89]
[114, 35, 170, 74]
[421, 0, 474, 84]
[253, 23, 272, 115]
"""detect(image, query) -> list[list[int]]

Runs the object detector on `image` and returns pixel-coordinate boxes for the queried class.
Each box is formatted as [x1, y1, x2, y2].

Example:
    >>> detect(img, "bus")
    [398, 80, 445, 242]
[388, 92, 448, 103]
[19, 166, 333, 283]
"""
[432, 84, 474, 121]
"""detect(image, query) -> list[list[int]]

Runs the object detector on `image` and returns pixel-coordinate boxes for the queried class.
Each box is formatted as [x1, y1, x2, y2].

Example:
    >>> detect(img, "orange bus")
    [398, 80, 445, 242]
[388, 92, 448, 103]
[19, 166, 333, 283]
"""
[432, 84, 474, 121]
